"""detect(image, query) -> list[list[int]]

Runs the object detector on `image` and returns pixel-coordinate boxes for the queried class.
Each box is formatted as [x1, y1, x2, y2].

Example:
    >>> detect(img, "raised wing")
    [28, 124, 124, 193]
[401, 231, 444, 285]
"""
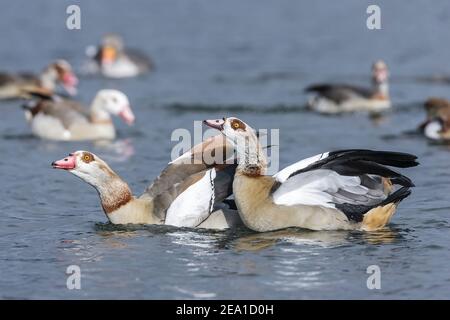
[274, 152, 330, 182]
[271, 149, 418, 222]
[145, 134, 235, 198]
[143, 134, 237, 226]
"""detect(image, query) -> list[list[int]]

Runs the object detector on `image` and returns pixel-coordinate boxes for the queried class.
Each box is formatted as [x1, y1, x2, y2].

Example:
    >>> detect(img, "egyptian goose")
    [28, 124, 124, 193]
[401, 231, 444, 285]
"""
[419, 98, 450, 141]
[305, 60, 390, 114]
[51, 135, 241, 229]
[23, 89, 135, 141]
[84, 33, 152, 78]
[0, 60, 78, 100]
[204, 117, 418, 232]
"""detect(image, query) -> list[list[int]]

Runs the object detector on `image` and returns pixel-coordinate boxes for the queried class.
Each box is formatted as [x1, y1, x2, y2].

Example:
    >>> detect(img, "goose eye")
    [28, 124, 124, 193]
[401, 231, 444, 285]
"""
[81, 152, 94, 163]
[230, 119, 245, 130]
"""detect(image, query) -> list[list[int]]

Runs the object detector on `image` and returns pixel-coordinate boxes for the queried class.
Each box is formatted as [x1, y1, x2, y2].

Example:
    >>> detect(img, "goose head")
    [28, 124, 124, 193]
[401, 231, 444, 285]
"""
[52, 151, 132, 215]
[100, 33, 124, 65]
[424, 98, 450, 119]
[372, 60, 389, 84]
[92, 90, 135, 125]
[203, 117, 253, 141]
[51, 151, 116, 186]
[419, 98, 450, 133]
[204, 117, 264, 169]
[45, 60, 78, 96]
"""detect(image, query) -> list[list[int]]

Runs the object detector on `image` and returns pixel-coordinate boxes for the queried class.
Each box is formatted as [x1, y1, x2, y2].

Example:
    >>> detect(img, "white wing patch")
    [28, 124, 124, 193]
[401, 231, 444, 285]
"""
[165, 168, 216, 228]
[274, 152, 329, 182]
[272, 169, 362, 208]
[424, 121, 443, 140]
[102, 58, 140, 78]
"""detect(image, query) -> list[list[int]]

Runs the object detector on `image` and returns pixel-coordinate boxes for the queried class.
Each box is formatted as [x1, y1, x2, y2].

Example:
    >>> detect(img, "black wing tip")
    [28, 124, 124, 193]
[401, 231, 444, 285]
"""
[329, 149, 419, 168]
[391, 175, 415, 188]
[337, 187, 413, 223]
[382, 187, 412, 206]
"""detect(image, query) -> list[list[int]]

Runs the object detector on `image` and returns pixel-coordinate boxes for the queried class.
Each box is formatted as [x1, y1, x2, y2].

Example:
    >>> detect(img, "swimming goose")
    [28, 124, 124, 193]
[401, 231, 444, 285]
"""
[51, 136, 241, 229]
[85, 33, 152, 78]
[204, 117, 418, 232]
[305, 60, 390, 114]
[0, 60, 78, 99]
[23, 89, 135, 141]
[419, 98, 450, 141]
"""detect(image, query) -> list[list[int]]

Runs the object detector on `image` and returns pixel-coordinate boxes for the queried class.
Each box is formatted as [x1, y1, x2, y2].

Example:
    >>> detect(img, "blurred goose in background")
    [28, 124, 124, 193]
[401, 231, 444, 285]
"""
[84, 33, 152, 78]
[23, 89, 134, 141]
[0, 60, 78, 100]
[419, 97, 450, 141]
[51, 135, 242, 229]
[305, 60, 390, 114]
[205, 117, 417, 232]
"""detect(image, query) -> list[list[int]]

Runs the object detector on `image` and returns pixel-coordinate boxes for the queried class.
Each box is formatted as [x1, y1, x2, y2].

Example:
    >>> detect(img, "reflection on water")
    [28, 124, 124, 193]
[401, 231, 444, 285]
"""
[232, 229, 349, 251]
[2, 0, 450, 299]
[93, 222, 404, 252]
[231, 228, 403, 251]
[93, 138, 135, 162]
[369, 113, 389, 126]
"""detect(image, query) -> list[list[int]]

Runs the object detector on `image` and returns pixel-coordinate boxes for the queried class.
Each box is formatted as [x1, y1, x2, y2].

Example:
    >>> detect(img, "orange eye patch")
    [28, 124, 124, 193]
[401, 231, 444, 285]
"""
[81, 152, 94, 163]
[230, 119, 246, 131]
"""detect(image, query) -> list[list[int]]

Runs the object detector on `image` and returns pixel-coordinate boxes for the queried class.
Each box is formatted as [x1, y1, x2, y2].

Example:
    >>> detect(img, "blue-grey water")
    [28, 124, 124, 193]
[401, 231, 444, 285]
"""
[1, 0, 450, 299]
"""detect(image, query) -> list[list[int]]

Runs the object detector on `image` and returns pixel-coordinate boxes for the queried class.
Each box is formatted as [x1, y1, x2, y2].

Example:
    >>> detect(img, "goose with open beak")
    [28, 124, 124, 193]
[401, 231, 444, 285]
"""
[305, 60, 390, 114]
[204, 117, 418, 232]
[23, 89, 134, 141]
[51, 134, 241, 229]
[0, 60, 78, 100]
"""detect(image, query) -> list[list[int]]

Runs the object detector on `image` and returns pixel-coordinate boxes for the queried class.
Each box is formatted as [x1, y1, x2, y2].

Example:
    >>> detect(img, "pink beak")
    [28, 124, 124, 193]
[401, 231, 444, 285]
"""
[119, 105, 135, 125]
[52, 154, 77, 170]
[203, 118, 225, 131]
[62, 72, 79, 96]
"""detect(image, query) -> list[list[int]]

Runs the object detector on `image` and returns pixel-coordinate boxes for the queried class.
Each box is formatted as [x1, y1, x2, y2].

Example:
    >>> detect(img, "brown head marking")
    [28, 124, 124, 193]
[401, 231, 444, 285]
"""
[230, 119, 246, 131]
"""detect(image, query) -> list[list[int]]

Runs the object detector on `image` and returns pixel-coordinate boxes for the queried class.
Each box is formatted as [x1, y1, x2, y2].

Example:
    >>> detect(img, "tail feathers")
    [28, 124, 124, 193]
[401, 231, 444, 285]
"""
[361, 187, 411, 231]
[361, 203, 397, 231]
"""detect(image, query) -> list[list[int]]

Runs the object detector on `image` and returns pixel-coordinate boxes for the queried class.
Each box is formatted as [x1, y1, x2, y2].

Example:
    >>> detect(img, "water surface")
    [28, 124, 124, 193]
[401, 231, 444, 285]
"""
[1, 0, 450, 299]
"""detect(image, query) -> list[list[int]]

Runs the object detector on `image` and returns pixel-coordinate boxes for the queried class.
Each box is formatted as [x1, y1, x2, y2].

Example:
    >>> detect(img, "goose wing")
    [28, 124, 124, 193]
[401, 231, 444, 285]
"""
[271, 149, 418, 222]
[24, 97, 90, 129]
[305, 84, 373, 103]
[143, 134, 237, 226]
[123, 48, 153, 71]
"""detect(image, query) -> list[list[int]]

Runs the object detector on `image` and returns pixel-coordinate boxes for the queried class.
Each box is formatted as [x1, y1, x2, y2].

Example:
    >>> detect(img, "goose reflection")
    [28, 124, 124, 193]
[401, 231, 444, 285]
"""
[231, 227, 402, 252]
[93, 138, 135, 162]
